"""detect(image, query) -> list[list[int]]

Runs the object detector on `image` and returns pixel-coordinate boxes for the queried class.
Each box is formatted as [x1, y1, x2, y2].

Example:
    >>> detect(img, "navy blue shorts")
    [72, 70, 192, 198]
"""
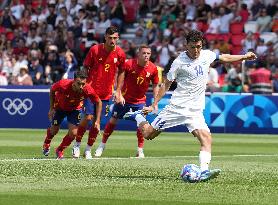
[84, 98, 110, 118]
[52, 109, 82, 126]
[111, 103, 144, 119]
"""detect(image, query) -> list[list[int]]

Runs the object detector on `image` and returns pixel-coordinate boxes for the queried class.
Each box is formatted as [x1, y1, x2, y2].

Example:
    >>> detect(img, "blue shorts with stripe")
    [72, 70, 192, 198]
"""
[110, 103, 145, 119]
[52, 109, 82, 126]
[84, 98, 111, 118]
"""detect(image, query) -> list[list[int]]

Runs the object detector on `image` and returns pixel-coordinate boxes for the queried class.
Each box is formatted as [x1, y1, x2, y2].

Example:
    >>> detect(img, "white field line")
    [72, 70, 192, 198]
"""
[0, 154, 277, 162]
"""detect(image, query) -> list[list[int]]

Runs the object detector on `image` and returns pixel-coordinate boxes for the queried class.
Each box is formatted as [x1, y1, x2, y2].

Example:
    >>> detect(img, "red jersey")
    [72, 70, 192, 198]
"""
[51, 79, 99, 111]
[83, 44, 126, 100]
[122, 59, 159, 104]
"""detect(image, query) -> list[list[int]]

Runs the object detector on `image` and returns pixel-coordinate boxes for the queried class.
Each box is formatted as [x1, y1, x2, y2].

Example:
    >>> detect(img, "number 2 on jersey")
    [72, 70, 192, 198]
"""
[105, 64, 110, 72]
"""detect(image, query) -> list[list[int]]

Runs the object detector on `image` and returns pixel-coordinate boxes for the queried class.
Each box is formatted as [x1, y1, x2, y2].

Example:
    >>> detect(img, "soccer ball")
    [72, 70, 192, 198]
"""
[180, 164, 201, 183]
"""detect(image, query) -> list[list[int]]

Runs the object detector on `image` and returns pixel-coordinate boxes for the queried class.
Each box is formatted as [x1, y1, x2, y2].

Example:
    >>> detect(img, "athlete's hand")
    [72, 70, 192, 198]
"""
[142, 105, 153, 114]
[244, 52, 257, 60]
[114, 92, 125, 105]
[48, 108, 55, 121]
[94, 121, 100, 132]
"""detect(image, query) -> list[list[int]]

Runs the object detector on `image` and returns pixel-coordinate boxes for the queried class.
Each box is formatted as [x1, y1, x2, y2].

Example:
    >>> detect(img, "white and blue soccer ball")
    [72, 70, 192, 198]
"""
[180, 164, 201, 183]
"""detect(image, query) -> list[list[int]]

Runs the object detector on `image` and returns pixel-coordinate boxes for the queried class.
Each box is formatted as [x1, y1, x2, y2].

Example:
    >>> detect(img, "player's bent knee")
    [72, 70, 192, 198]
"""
[85, 114, 94, 121]
[145, 130, 161, 140]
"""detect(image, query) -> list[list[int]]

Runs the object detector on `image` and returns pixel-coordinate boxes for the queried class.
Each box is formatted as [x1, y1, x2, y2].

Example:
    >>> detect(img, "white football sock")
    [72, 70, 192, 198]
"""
[99, 142, 106, 147]
[135, 114, 147, 127]
[199, 151, 211, 172]
[75, 141, 81, 147]
[137, 147, 143, 152]
[85, 145, 92, 152]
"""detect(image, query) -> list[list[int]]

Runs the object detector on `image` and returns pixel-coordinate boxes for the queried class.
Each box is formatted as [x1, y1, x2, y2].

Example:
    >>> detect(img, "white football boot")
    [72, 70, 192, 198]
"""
[83, 150, 93, 159]
[136, 148, 145, 158]
[94, 142, 106, 157]
[72, 144, 80, 158]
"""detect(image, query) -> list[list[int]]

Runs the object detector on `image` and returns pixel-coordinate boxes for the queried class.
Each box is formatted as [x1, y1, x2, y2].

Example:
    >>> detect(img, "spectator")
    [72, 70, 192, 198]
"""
[61, 51, 78, 79]
[256, 8, 272, 32]
[98, 0, 111, 18]
[28, 57, 44, 85]
[110, 0, 127, 32]
[250, 0, 265, 20]
[219, 6, 234, 33]
[270, 11, 278, 32]
[66, 0, 83, 18]
[206, 66, 220, 92]
[11, 65, 33, 86]
[12, 52, 28, 77]
[156, 37, 176, 67]
[218, 37, 230, 54]
[13, 38, 29, 56]
[46, 2, 57, 29]
[130, 27, 148, 49]
[0, 67, 8, 85]
[55, 6, 74, 28]
[196, 0, 212, 24]
[206, 11, 221, 34]
[234, 3, 250, 24]
[248, 61, 272, 94]
[222, 62, 247, 92]
[95, 11, 111, 42]
[241, 31, 257, 53]
[10, 0, 25, 21]
[26, 24, 42, 47]
[0, 7, 16, 32]
[255, 38, 268, 57]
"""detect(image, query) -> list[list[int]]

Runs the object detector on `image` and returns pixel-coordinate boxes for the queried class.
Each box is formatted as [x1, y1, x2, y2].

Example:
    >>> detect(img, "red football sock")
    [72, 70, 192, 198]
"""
[102, 122, 116, 143]
[57, 134, 74, 151]
[44, 128, 54, 144]
[87, 127, 99, 146]
[137, 129, 144, 148]
[76, 125, 87, 142]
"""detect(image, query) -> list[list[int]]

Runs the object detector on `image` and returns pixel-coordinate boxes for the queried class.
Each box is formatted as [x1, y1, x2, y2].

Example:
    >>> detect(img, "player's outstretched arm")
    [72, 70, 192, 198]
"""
[219, 52, 257, 63]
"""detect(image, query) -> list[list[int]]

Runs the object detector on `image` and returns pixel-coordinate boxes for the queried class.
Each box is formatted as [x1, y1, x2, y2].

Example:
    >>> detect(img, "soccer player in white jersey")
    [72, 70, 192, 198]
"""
[123, 30, 257, 182]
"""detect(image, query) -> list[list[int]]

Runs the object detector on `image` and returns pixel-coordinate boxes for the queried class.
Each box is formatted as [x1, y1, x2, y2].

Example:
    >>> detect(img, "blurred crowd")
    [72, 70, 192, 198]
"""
[0, 0, 277, 94]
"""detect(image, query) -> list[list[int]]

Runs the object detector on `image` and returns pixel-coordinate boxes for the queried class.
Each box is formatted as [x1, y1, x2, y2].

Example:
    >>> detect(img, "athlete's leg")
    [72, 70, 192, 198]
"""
[101, 117, 117, 143]
[76, 114, 92, 143]
[192, 129, 212, 172]
[94, 117, 117, 157]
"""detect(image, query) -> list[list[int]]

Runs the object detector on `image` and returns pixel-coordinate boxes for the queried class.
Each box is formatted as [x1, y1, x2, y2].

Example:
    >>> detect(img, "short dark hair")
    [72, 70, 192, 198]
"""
[74, 69, 88, 79]
[105, 26, 118, 35]
[186, 30, 204, 44]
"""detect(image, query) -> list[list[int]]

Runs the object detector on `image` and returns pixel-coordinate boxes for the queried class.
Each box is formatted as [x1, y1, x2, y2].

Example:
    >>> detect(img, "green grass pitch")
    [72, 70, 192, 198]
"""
[0, 129, 278, 205]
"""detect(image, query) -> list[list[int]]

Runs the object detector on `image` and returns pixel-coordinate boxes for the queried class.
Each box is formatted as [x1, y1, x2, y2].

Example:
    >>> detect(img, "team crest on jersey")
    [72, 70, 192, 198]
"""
[146, 72, 150, 78]
[114, 58, 117, 63]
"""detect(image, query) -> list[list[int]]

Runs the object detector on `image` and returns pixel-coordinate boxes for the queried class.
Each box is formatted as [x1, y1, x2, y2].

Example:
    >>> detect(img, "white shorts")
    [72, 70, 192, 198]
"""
[151, 104, 210, 133]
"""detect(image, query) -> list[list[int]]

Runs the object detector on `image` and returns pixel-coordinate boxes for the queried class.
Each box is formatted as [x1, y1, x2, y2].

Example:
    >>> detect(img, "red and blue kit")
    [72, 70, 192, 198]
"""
[122, 59, 159, 104]
[83, 44, 126, 100]
[52, 79, 99, 111]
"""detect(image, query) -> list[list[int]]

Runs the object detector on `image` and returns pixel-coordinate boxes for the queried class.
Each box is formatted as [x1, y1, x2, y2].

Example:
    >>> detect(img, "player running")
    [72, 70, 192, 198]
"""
[42, 70, 102, 159]
[94, 44, 159, 158]
[123, 30, 257, 181]
[72, 26, 126, 159]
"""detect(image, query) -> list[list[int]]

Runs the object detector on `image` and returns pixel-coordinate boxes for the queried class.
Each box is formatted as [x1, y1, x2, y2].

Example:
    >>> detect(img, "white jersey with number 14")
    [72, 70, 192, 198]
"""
[167, 49, 217, 110]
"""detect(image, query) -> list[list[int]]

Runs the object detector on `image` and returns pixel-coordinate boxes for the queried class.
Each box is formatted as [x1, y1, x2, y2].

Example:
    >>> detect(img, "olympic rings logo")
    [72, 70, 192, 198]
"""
[2, 98, 33, 115]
